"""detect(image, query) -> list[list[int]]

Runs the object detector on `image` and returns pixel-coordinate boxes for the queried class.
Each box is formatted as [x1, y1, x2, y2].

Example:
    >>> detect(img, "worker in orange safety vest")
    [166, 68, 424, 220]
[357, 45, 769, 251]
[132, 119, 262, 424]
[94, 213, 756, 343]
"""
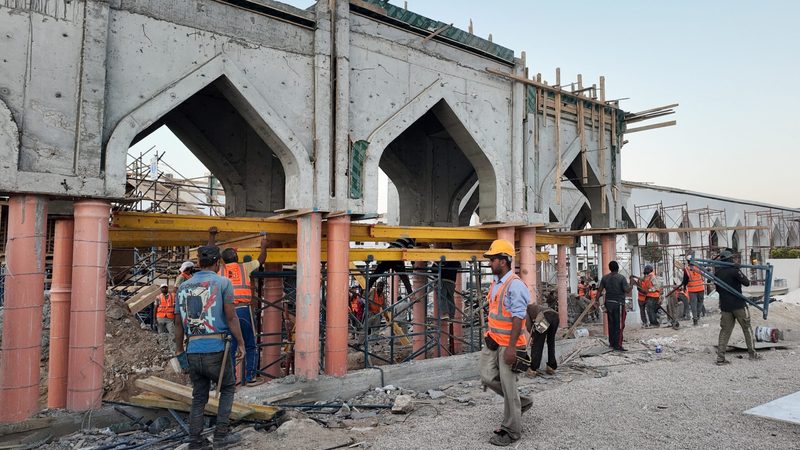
[682, 262, 706, 326]
[155, 284, 176, 352]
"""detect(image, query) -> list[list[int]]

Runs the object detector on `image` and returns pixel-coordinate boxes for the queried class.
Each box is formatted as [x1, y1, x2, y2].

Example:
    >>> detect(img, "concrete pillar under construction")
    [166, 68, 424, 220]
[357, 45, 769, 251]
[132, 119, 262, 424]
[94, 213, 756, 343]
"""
[496, 227, 515, 247]
[324, 215, 350, 376]
[600, 234, 617, 337]
[556, 245, 568, 328]
[48, 219, 74, 409]
[519, 228, 537, 302]
[569, 246, 578, 295]
[294, 212, 322, 379]
[0, 195, 48, 423]
[67, 199, 111, 412]
[261, 263, 284, 379]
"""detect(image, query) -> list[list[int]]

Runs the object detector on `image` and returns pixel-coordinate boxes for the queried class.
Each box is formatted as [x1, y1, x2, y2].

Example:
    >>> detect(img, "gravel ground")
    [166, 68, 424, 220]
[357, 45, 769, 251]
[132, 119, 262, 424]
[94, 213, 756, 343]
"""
[362, 300, 800, 449]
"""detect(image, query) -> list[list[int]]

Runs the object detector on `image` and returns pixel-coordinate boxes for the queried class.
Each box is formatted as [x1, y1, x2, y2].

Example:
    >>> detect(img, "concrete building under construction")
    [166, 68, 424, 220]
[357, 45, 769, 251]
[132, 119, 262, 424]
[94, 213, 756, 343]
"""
[3, 0, 787, 428]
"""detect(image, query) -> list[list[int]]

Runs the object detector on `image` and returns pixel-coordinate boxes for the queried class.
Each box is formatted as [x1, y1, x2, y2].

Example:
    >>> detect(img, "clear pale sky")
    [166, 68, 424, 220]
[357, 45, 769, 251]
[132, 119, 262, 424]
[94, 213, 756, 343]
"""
[132, 0, 799, 208]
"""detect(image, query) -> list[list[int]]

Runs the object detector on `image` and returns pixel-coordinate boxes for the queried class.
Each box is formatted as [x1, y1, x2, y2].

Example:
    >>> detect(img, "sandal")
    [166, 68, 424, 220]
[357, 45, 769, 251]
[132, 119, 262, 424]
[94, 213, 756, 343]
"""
[489, 430, 518, 447]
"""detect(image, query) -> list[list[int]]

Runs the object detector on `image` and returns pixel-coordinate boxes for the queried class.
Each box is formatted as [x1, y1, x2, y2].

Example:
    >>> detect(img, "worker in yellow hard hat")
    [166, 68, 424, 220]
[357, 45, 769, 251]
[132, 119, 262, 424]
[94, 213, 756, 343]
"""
[479, 239, 532, 446]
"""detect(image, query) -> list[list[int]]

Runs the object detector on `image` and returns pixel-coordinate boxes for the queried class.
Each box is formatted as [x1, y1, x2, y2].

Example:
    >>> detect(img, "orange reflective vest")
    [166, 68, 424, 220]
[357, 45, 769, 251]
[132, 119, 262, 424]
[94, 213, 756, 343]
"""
[578, 283, 587, 297]
[685, 266, 704, 293]
[486, 274, 527, 348]
[589, 289, 597, 301]
[641, 273, 661, 299]
[223, 262, 253, 304]
[156, 293, 175, 319]
[369, 290, 385, 314]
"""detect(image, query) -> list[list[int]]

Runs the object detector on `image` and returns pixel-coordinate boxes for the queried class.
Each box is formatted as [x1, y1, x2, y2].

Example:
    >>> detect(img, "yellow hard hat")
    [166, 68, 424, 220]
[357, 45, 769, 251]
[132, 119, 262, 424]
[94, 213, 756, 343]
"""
[484, 239, 515, 258]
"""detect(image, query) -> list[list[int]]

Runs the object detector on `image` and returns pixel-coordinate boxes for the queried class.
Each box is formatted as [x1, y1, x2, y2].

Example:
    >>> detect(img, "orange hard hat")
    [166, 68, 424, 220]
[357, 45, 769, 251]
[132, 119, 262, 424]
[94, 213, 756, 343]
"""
[484, 239, 515, 259]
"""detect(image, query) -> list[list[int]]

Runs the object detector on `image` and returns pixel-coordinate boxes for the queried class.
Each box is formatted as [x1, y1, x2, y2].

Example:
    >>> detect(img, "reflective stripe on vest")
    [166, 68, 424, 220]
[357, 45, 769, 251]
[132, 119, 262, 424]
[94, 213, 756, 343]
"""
[486, 274, 527, 348]
[642, 273, 661, 298]
[223, 262, 252, 304]
[685, 266, 704, 293]
[156, 293, 175, 319]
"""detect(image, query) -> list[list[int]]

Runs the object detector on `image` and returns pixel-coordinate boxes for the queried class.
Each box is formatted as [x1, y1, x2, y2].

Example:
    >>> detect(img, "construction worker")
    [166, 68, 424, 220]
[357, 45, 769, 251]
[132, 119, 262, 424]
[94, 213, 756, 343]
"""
[155, 284, 176, 353]
[577, 277, 588, 298]
[682, 260, 706, 326]
[715, 248, 761, 365]
[366, 279, 387, 334]
[218, 236, 267, 387]
[176, 261, 194, 289]
[631, 265, 661, 327]
[596, 261, 632, 351]
[526, 303, 559, 375]
[174, 245, 245, 450]
[479, 239, 532, 447]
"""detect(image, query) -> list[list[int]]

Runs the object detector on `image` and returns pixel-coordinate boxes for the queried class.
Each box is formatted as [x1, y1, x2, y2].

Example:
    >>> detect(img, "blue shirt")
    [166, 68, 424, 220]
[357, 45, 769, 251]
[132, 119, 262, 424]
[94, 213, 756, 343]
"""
[175, 270, 234, 353]
[489, 271, 530, 319]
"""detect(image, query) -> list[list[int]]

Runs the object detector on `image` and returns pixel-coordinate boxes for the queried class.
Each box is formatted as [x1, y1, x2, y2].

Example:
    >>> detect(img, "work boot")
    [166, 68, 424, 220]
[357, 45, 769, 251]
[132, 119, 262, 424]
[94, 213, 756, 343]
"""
[693, 319, 698, 326]
[213, 431, 242, 449]
[545, 366, 556, 375]
[749, 352, 763, 361]
[189, 438, 212, 450]
[716, 356, 729, 366]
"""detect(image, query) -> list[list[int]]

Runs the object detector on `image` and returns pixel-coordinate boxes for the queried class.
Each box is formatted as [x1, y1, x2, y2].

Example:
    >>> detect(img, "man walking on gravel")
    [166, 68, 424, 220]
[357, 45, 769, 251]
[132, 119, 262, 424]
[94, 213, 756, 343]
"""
[714, 248, 761, 365]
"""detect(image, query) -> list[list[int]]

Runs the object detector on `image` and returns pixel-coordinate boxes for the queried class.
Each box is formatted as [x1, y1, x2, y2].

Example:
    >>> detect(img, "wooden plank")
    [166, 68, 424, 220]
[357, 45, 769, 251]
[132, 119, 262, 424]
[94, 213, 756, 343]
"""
[561, 298, 596, 339]
[263, 389, 302, 404]
[625, 120, 677, 134]
[486, 68, 619, 111]
[421, 23, 452, 44]
[135, 377, 256, 420]
[555, 90, 562, 204]
[579, 101, 588, 184]
[125, 285, 162, 315]
[130, 392, 279, 421]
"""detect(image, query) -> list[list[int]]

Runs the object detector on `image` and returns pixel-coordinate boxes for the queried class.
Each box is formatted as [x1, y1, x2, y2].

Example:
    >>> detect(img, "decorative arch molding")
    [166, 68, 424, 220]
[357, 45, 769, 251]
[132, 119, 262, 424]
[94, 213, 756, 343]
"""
[362, 79, 500, 221]
[104, 55, 312, 208]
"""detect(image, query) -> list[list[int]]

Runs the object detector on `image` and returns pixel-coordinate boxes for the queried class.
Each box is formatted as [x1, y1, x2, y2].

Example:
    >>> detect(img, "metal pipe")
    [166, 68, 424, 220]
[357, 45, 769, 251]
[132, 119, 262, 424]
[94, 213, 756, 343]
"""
[0, 195, 48, 423]
[67, 199, 111, 411]
[48, 219, 75, 409]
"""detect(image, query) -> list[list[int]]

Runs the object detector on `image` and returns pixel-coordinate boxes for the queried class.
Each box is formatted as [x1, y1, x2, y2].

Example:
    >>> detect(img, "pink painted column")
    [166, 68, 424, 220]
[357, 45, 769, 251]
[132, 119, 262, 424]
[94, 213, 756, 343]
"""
[600, 234, 617, 337]
[295, 213, 322, 379]
[452, 272, 463, 354]
[66, 200, 110, 412]
[324, 216, 350, 376]
[261, 263, 284, 379]
[48, 219, 74, 409]
[496, 227, 515, 248]
[0, 195, 48, 422]
[556, 245, 568, 328]
[519, 228, 537, 302]
[412, 261, 427, 360]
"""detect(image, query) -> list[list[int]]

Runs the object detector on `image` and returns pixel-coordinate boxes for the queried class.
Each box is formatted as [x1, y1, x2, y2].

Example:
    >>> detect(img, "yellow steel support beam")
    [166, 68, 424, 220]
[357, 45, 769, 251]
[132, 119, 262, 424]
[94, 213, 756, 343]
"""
[110, 212, 575, 247]
[224, 248, 551, 263]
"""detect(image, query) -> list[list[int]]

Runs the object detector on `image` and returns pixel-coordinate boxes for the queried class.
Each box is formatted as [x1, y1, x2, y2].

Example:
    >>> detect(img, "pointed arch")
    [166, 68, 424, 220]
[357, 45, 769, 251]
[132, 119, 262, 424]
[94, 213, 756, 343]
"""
[104, 56, 312, 208]
[363, 81, 499, 221]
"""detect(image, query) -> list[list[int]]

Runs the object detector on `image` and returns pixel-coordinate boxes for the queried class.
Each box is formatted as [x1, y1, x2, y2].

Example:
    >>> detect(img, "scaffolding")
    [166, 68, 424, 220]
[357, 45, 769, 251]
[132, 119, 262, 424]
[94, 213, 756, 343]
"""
[118, 146, 226, 216]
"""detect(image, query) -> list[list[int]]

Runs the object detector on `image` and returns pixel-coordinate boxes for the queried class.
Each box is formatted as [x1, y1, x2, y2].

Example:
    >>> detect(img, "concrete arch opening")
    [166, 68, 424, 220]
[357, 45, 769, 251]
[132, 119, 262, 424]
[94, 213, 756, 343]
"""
[124, 77, 288, 217]
[379, 101, 494, 226]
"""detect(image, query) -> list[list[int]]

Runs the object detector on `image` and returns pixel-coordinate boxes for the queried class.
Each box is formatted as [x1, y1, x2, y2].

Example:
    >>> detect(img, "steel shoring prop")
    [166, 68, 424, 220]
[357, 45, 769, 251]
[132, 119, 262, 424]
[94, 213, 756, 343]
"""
[688, 256, 773, 319]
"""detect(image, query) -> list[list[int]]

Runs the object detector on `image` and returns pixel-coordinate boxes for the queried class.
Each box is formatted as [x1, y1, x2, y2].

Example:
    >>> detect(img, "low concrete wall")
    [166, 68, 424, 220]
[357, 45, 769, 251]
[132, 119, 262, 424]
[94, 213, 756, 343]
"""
[766, 259, 800, 290]
[239, 339, 579, 404]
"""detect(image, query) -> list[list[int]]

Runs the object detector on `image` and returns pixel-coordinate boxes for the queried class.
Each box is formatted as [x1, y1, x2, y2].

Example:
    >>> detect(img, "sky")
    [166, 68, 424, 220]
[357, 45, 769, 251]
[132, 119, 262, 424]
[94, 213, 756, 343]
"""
[132, 0, 800, 208]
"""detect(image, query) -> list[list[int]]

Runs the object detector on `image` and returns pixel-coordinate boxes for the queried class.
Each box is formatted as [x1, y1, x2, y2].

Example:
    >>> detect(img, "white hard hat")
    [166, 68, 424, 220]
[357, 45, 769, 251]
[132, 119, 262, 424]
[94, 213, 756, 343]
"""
[160, 283, 168, 288]
[180, 261, 194, 272]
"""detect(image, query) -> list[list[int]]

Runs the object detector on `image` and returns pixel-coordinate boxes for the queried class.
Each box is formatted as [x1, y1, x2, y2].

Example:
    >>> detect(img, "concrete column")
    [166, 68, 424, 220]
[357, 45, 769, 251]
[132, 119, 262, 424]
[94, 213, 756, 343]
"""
[569, 246, 578, 294]
[556, 245, 568, 328]
[497, 227, 515, 246]
[48, 219, 74, 409]
[295, 213, 322, 379]
[324, 216, 350, 376]
[332, 0, 351, 208]
[453, 272, 463, 354]
[67, 200, 110, 411]
[0, 195, 48, 422]
[519, 228, 537, 302]
[412, 261, 427, 360]
[261, 263, 283, 379]
[600, 234, 617, 337]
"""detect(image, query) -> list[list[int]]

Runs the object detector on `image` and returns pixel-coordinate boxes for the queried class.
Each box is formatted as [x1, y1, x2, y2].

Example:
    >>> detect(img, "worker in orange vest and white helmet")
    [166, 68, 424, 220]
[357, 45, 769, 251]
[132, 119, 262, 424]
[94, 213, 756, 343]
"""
[155, 283, 176, 352]
[682, 259, 706, 326]
[479, 239, 532, 447]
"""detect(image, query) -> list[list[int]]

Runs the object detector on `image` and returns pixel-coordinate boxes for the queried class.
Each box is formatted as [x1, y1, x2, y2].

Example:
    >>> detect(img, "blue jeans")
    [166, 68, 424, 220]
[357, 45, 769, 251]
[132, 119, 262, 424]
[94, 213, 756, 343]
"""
[230, 305, 258, 382]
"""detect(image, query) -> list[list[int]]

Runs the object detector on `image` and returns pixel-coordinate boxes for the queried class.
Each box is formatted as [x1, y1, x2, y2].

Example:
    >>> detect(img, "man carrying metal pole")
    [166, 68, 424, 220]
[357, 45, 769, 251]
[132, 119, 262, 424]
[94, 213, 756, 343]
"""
[174, 246, 246, 450]
[714, 249, 761, 365]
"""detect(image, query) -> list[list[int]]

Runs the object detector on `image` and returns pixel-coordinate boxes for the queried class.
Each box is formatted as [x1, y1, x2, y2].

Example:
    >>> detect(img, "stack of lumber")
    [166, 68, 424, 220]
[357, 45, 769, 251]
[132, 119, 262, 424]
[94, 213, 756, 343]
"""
[132, 377, 279, 421]
[126, 285, 162, 314]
